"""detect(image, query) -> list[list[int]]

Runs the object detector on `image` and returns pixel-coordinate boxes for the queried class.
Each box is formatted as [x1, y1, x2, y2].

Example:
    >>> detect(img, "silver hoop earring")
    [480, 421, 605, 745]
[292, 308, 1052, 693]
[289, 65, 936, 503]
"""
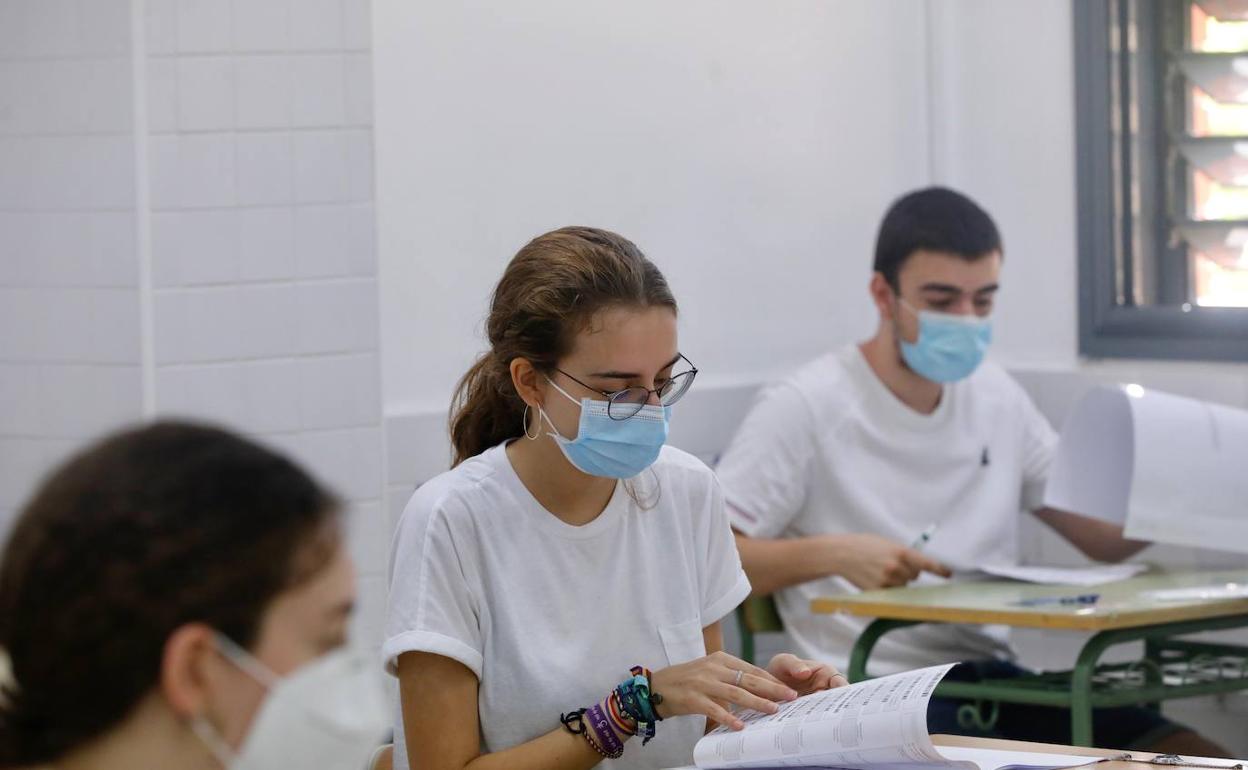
[523, 404, 541, 440]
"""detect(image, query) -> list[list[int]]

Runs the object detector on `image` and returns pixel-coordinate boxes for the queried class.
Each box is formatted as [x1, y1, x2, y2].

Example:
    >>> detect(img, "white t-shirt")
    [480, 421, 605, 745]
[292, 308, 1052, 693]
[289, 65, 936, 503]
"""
[718, 345, 1057, 676]
[383, 443, 751, 770]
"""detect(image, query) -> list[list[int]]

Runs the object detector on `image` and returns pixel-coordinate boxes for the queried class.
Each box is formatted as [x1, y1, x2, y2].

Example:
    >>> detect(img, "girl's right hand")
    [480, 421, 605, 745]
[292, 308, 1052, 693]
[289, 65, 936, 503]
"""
[649, 651, 799, 731]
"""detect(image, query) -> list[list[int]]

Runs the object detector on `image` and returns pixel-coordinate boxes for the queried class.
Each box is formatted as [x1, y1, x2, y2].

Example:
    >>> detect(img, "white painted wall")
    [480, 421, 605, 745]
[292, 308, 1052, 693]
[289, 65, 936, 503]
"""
[377, 0, 1248, 427]
[375, 0, 935, 417]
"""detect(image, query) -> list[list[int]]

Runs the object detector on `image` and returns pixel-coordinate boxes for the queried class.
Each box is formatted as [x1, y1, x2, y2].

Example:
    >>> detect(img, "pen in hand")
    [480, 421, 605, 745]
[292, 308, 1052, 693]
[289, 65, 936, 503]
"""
[910, 522, 939, 551]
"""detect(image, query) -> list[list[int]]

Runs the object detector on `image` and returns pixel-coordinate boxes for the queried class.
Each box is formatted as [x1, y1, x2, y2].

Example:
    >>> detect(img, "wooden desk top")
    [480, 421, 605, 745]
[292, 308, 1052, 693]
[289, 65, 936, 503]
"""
[810, 569, 1248, 631]
[933, 735, 1239, 766]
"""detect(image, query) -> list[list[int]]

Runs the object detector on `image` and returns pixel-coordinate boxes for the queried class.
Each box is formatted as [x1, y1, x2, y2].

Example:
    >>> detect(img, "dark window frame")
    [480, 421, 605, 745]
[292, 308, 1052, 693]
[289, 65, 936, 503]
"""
[1075, 0, 1248, 362]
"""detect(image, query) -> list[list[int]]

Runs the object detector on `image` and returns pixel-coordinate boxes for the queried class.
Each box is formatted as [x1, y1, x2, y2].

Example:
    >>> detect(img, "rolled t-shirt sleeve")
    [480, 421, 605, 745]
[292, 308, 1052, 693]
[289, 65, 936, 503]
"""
[382, 494, 483, 679]
[716, 382, 815, 539]
[697, 475, 753, 625]
[1019, 393, 1059, 513]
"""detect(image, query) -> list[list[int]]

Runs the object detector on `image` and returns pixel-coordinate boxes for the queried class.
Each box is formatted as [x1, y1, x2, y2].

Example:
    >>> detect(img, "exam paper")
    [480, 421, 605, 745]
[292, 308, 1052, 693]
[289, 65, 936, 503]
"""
[1043, 385, 1248, 555]
[1142, 584, 1248, 602]
[970, 563, 1147, 586]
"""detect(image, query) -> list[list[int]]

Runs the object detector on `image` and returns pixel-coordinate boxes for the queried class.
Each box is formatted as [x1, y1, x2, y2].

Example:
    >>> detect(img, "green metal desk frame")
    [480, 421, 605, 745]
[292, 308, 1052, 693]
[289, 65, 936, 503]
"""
[846, 614, 1248, 747]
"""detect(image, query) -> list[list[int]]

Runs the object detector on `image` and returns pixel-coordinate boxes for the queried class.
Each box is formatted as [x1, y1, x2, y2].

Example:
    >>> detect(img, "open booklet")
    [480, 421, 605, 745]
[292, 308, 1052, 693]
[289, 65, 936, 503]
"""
[664, 665, 1102, 770]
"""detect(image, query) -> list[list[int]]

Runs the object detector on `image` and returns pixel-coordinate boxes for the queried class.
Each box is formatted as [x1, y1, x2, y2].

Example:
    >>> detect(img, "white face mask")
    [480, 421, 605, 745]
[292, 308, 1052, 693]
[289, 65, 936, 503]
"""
[192, 633, 389, 770]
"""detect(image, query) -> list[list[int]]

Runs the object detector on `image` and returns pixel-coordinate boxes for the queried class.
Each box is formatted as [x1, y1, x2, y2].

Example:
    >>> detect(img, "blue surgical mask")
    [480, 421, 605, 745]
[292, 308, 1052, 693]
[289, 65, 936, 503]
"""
[540, 378, 670, 479]
[898, 300, 992, 383]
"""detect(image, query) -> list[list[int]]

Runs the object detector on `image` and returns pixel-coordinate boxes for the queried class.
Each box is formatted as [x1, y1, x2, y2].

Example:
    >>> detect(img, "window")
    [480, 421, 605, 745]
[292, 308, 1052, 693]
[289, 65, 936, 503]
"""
[1075, 0, 1248, 360]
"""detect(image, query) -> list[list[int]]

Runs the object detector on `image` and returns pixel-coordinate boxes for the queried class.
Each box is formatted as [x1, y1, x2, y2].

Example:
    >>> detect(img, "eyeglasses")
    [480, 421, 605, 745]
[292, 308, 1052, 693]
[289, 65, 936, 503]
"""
[553, 354, 699, 420]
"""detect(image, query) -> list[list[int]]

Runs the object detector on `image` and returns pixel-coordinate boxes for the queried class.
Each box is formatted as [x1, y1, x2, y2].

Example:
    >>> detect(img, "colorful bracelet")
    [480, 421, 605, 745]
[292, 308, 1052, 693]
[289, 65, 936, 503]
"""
[636, 666, 664, 712]
[561, 666, 665, 756]
[562, 692, 636, 759]
[607, 691, 637, 736]
[584, 702, 625, 758]
[615, 666, 663, 745]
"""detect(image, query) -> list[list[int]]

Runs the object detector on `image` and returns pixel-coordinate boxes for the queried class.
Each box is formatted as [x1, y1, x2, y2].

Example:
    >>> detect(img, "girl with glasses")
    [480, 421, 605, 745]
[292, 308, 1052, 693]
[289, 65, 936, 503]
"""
[384, 227, 844, 770]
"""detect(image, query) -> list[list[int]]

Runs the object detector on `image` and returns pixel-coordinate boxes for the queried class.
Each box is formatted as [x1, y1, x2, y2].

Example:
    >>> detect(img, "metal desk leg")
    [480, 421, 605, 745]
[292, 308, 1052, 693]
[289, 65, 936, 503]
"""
[1070, 625, 1143, 747]
[848, 619, 919, 683]
[1142, 638, 1163, 712]
[1070, 644, 1097, 747]
[1070, 615, 1248, 746]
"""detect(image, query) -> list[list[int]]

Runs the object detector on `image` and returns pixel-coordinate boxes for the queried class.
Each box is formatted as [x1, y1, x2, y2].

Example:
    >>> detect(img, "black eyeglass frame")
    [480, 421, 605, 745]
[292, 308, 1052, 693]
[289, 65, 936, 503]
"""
[552, 354, 699, 421]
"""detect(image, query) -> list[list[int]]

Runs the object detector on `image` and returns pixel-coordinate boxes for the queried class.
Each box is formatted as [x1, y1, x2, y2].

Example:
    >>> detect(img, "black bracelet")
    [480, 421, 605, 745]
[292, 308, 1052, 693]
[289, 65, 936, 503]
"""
[559, 708, 588, 736]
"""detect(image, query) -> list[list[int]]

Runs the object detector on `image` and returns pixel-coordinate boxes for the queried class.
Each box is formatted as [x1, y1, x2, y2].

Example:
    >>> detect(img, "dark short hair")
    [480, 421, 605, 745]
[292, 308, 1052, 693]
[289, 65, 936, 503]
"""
[872, 186, 1003, 290]
[0, 421, 342, 766]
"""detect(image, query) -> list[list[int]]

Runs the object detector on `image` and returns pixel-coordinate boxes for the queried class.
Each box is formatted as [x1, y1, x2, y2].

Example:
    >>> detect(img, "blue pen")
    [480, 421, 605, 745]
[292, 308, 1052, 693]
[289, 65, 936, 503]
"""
[1013, 593, 1100, 608]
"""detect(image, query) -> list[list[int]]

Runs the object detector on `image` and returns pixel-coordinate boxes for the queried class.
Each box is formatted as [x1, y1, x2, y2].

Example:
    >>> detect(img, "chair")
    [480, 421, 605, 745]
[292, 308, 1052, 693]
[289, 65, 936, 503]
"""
[735, 594, 784, 665]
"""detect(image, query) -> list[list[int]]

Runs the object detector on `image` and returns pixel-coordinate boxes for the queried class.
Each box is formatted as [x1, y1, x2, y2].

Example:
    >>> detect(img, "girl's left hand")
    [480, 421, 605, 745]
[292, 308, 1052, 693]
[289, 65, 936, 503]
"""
[766, 653, 850, 696]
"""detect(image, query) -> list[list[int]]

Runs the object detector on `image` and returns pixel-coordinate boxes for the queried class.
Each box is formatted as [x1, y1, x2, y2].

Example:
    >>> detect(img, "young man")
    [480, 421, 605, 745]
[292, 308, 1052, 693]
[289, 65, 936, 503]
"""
[719, 187, 1227, 755]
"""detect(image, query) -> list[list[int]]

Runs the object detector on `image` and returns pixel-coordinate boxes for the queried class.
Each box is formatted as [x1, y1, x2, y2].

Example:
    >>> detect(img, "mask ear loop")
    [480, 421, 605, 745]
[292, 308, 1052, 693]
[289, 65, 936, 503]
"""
[189, 712, 236, 766]
[522, 404, 541, 441]
[891, 292, 919, 349]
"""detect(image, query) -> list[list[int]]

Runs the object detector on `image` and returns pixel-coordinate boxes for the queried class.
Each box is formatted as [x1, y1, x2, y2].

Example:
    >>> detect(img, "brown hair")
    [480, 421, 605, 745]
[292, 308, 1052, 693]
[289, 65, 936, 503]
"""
[449, 226, 678, 466]
[0, 421, 342, 767]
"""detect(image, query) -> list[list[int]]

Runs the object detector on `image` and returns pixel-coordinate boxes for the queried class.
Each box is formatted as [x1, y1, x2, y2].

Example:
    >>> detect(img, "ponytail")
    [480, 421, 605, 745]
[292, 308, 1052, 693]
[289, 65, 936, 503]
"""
[449, 353, 526, 467]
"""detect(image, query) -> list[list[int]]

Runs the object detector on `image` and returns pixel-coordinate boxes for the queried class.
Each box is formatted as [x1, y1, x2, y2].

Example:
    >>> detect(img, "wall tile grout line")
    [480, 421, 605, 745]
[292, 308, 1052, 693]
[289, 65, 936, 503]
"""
[130, 0, 157, 418]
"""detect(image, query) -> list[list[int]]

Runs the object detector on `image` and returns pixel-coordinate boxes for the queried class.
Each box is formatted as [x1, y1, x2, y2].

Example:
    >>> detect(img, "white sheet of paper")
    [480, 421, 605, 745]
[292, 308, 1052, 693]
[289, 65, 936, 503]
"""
[1126, 390, 1248, 549]
[969, 564, 1147, 587]
[691, 665, 953, 769]
[1043, 385, 1248, 554]
[1042, 386, 1134, 527]
[1143, 584, 1248, 602]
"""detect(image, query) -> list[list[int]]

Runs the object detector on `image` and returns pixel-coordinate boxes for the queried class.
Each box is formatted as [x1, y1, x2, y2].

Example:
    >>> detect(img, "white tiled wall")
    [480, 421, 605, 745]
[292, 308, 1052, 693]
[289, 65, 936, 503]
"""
[0, 0, 143, 543]
[0, 0, 387, 657]
[142, 0, 385, 653]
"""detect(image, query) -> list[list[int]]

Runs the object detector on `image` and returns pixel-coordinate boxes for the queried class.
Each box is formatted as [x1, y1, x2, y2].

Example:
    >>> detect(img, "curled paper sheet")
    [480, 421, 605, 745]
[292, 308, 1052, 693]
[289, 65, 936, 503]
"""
[1044, 384, 1248, 554]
